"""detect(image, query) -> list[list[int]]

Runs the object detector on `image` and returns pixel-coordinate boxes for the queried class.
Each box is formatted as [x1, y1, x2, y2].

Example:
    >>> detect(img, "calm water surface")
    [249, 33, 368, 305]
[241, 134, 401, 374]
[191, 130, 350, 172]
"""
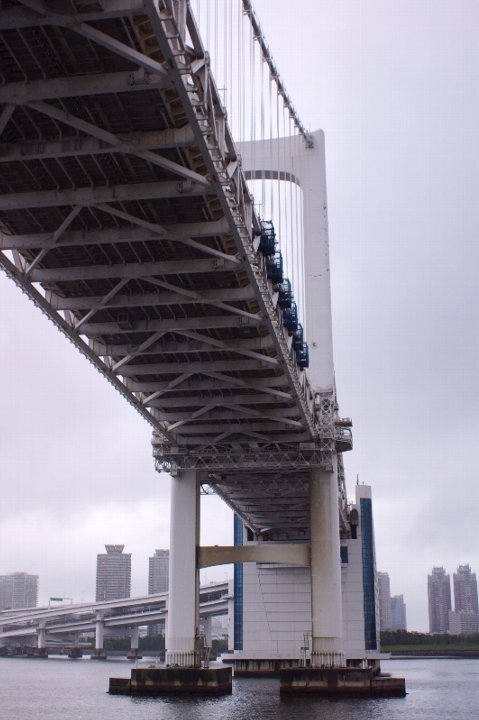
[1, 657, 478, 719]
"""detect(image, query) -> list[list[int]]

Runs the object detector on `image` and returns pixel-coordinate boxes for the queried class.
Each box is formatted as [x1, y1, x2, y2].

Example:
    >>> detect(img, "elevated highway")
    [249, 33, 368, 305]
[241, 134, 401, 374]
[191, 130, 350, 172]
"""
[0, 582, 230, 651]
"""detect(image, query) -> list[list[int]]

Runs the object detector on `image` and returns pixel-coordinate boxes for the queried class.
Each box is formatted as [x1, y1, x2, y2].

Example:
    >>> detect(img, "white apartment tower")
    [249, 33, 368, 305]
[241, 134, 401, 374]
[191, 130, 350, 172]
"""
[428, 567, 451, 633]
[0, 572, 38, 610]
[449, 564, 479, 635]
[453, 564, 478, 614]
[95, 544, 131, 602]
[147, 548, 169, 636]
[148, 549, 169, 594]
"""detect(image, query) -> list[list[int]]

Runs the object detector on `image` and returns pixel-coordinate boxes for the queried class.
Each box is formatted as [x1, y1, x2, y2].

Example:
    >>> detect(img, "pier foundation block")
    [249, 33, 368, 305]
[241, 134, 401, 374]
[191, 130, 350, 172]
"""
[26, 647, 48, 658]
[126, 648, 143, 660]
[279, 667, 406, 697]
[68, 647, 83, 659]
[109, 667, 232, 696]
[90, 649, 107, 660]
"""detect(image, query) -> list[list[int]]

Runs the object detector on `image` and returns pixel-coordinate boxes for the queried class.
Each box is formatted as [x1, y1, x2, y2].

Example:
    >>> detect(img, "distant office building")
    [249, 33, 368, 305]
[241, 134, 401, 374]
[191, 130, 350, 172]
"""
[148, 549, 169, 594]
[391, 594, 407, 631]
[0, 572, 38, 610]
[95, 544, 131, 602]
[453, 564, 478, 614]
[148, 549, 169, 636]
[377, 572, 392, 631]
[428, 567, 451, 633]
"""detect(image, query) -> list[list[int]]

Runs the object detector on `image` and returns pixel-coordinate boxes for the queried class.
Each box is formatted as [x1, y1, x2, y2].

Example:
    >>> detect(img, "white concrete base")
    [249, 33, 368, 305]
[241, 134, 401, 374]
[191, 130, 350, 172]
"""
[311, 650, 346, 668]
[166, 650, 199, 667]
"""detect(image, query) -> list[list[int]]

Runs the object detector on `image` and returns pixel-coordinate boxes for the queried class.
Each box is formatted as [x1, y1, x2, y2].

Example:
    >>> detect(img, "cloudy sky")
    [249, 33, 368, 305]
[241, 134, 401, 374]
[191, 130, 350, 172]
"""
[1, 0, 478, 632]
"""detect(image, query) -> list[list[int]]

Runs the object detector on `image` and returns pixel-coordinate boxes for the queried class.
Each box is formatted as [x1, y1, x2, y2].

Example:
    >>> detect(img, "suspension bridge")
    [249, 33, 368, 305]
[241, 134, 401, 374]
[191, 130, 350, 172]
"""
[0, 0, 397, 696]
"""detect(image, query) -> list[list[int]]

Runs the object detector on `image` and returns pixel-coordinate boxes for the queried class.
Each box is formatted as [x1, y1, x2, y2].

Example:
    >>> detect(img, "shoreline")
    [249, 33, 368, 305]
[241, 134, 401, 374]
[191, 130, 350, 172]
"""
[386, 650, 479, 659]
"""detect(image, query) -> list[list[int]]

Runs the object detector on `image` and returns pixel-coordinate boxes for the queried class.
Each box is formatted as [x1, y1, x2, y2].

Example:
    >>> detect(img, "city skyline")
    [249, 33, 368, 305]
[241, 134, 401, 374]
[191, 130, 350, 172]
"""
[3, 552, 476, 635]
[1, 0, 479, 631]
[377, 571, 407, 632]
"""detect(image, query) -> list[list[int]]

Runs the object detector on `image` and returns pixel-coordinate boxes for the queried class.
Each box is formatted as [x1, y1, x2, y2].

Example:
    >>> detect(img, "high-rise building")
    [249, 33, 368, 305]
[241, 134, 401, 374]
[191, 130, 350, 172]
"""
[453, 564, 478, 614]
[147, 549, 169, 636]
[0, 572, 38, 610]
[95, 544, 131, 602]
[377, 572, 392, 631]
[148, 549, 169, 594]
[428, 566, 451, 633]
[391, 595, 407, 631]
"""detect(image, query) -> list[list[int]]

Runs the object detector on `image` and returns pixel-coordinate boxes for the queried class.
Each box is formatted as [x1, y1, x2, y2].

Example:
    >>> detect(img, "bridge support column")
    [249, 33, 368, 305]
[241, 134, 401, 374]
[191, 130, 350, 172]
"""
[68, 635, 82, 659]
[127, 627, 143, 660]
[91, 614, 106, 659]
[166, 469, 200, 667]
[35, 624, 48, 658]
[203, 616, 212, 648]
[310, 461, 345, 667]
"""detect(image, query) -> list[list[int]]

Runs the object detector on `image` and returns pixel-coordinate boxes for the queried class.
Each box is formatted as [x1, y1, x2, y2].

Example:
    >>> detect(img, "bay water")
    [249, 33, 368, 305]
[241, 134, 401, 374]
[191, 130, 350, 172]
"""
[1, 657, 478, 719]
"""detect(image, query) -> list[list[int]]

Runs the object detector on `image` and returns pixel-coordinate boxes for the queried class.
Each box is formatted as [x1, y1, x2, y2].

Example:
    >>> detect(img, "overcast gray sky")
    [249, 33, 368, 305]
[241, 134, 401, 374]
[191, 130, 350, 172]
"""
[1, 0, 478, 632]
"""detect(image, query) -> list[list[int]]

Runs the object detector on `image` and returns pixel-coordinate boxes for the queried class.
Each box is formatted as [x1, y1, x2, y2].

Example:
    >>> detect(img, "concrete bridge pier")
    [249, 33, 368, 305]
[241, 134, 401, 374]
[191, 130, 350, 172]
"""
[91, 613, 107, 659]
[68, 635, 83, 659]
[33, 623, 48, 658]
[127, 627, 143, 660]
[310, 461, 345, 668]
[139, 468, 232, 694]
[166, 469, 200, 667]
[202, 616, 212, 649]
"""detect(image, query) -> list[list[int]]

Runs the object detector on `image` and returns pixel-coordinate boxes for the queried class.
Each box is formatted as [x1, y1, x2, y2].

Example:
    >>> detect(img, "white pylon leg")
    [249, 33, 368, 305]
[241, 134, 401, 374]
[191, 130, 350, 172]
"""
[37, 624, 46, 650]
[130, 626, 139, 651]
[310, 458, 345, 667]
[166, 469, 200, 667]
[94, 614, 104, 652]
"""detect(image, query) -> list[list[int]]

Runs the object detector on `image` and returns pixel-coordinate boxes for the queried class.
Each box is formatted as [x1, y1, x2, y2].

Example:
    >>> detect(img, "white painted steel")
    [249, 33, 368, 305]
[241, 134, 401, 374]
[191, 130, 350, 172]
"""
[198, 543, 310, 568]
[238, 130, 334, 392]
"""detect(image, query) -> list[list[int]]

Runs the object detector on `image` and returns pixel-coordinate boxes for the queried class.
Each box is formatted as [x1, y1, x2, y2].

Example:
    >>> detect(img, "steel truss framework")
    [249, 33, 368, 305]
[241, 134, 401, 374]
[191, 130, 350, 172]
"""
[0, 0, 351, 539]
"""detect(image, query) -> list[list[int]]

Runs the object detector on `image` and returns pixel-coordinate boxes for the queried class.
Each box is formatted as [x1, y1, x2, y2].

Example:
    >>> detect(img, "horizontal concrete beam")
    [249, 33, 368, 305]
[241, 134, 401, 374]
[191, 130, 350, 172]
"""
[198, 544, 310, 568]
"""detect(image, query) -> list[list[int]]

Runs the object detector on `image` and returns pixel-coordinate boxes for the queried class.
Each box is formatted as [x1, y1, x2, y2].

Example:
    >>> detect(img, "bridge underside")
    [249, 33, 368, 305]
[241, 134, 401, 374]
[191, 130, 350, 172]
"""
[0, 0, 351, 540]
